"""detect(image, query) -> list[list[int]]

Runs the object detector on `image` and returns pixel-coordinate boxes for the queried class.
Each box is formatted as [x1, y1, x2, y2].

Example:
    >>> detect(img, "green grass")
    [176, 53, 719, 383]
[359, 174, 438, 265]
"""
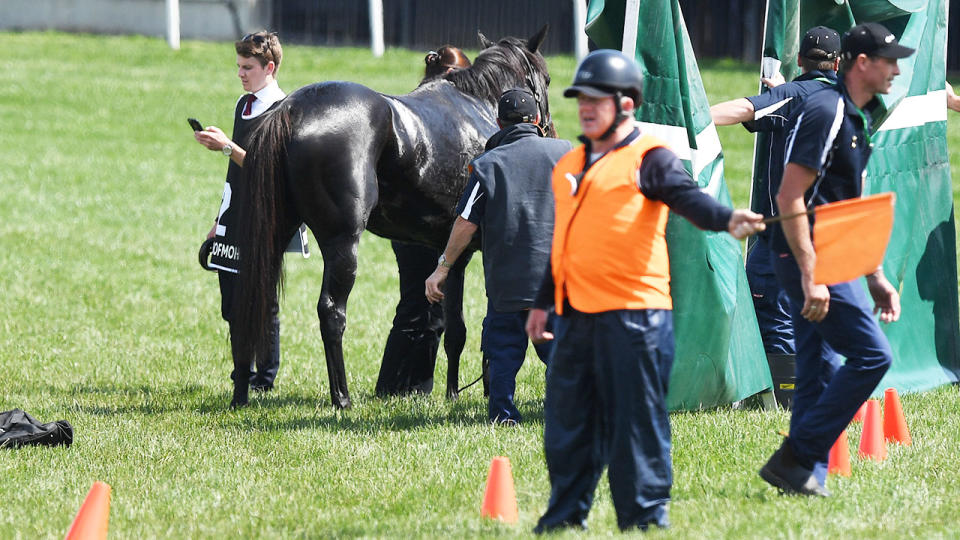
[1, 31, 959, 538]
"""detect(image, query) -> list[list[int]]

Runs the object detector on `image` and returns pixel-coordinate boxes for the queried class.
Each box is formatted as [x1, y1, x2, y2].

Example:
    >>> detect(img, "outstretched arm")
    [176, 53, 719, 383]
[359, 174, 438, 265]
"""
[710, 98, 755, 126]
[425, 217, 478, 303]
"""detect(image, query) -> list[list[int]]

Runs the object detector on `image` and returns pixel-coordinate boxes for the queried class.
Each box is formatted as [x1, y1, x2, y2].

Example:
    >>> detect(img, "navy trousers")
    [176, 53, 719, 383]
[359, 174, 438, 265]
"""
[482, 304, 552, 423]
[773, 252, 892, 470]
[537, 308, 673, 532]
[219, 271, 280, 388]
[376, 241, 445, 396]
[746, 239, 795, 355]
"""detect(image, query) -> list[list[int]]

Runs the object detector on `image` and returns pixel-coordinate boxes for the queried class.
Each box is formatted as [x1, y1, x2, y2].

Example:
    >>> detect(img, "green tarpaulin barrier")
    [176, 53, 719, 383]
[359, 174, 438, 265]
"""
[585, 0, 774, 410]
[763, 0, 960, 392]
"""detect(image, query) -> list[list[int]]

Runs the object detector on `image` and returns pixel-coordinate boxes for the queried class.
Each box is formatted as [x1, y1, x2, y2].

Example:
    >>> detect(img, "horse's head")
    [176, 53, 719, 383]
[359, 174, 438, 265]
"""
[449, 25, 556, 138]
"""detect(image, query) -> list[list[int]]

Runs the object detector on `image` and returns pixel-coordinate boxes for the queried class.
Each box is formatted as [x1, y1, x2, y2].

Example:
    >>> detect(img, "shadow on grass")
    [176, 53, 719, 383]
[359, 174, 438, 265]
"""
[45, 381, 549, 433]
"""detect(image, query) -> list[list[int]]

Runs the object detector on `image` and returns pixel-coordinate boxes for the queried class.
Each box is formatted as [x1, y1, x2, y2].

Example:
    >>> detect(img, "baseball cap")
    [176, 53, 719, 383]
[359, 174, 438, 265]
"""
[841, 22, 915, 61]
[498, 88, 538, 123]
[799, 26, 841, 60]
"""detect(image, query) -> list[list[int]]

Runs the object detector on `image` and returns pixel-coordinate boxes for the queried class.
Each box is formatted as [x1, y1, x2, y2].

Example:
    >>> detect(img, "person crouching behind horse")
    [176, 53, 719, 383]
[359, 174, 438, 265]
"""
[194, 31, 288, 395]
[376, 45, 473, 397]
[426, 88, 572, 425]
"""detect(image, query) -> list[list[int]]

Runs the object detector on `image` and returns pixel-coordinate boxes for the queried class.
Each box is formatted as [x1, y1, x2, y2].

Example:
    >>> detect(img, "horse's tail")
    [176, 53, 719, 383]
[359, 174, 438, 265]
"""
[232, 105, 293, 369]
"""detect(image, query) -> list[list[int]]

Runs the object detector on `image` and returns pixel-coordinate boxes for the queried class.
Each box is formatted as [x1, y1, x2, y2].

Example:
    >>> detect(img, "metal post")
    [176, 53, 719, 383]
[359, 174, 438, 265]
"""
[369, 0, 385, 57]
[165, 0, 181, 50]
[573, 0, 589, 61]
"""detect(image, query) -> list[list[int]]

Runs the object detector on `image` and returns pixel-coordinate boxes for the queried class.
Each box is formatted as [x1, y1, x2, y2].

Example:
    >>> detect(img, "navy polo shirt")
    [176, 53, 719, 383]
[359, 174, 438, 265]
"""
[744, 70, 837, 223]
[770, 78, 876, 254]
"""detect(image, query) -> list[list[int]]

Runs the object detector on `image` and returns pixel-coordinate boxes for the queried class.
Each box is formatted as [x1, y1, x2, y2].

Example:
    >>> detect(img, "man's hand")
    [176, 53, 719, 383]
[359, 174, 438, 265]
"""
[866, 270, 901, 323]
[761, 72, 786, 89]
[525, 308, 554, 344]
[425, 266, 449, 304]
[194, 125, 231, 152]
[800, 276, 831, 322]
[727, 209, 766, 239]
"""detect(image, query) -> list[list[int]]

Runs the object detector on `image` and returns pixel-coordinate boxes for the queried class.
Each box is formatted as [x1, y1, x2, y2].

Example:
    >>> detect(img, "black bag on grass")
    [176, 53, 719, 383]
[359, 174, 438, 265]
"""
[0, 409, 73, 448]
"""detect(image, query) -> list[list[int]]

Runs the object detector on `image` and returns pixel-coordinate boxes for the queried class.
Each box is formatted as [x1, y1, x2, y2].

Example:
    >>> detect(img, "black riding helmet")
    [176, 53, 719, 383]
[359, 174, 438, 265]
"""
[564, 49, 644, 140]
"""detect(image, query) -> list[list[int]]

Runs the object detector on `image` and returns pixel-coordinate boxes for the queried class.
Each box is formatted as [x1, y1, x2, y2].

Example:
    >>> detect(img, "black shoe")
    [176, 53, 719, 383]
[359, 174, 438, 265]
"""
[533, 520, 587, 535]
[250, 383, 274, 393]
[760, 440, 830, 497]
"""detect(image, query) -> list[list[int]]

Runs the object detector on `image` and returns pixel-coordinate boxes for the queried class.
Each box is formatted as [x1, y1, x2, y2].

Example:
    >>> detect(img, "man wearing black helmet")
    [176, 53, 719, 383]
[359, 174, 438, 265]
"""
[526, 50, 765, 532]
[759, 22, 911, 497]
[425, 89, 571, 425]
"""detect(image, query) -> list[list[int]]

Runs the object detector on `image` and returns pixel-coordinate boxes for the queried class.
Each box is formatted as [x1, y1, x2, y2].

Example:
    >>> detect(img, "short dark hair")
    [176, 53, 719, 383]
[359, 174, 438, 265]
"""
[800, 55, 837, 72]
[235, 31, 283, 74]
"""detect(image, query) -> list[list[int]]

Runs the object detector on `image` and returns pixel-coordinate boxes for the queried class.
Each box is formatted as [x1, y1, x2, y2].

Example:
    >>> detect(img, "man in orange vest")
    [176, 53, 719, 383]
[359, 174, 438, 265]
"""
[526, 49, 765, 533]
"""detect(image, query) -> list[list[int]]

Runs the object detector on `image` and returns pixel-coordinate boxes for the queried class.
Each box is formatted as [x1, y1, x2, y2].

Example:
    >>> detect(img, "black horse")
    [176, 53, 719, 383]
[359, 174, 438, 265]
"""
[230, 27, 554, 408]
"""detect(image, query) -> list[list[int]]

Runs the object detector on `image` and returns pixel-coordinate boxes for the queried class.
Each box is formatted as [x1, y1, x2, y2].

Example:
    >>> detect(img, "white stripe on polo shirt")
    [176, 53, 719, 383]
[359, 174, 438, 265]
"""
[459, 181, 483, 220]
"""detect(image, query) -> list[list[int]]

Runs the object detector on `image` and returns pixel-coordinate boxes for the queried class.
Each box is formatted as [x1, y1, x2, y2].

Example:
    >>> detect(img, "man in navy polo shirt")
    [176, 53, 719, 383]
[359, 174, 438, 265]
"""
[711, 26, 841, 360]
[759, 22, 913, 497]
[425, 89, 572, 425]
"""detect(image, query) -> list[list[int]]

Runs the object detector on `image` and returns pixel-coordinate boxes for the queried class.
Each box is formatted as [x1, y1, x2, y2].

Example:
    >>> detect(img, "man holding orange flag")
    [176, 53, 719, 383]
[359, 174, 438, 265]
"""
[759, 22, 913, 497]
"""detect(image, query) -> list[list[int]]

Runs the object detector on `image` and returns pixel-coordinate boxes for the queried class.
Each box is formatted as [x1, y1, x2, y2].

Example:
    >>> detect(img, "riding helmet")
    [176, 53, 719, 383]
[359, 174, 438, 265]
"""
[564, 49, 643, 104]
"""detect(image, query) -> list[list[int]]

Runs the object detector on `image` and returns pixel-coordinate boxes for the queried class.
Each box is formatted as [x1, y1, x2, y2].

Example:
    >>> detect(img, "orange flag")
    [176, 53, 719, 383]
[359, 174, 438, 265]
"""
[813, 192, 896, 285]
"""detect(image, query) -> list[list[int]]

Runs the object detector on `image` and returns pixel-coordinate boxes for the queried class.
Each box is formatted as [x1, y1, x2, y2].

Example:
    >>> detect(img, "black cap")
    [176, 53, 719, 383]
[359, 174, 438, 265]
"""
[498, 88, 538, 123]
[799, 26, 841, 60]
[841, 22, 915, 61]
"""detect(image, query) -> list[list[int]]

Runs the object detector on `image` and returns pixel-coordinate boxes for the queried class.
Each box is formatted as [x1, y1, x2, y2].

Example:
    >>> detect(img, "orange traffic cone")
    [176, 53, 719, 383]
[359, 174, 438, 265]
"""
[828, 430, 851, 476]
[481, 456, 518, 523]
[65, 481, 111, 540]
[883, 387, 912, 446]
[852, 401, 867, 423]
[858, 399, 887, 461]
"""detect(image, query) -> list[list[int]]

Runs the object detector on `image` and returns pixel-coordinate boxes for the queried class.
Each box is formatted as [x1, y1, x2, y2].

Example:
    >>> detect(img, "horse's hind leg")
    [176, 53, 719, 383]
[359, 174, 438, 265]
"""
[316, 234, 362, 409]
[442, 251, 472, 400]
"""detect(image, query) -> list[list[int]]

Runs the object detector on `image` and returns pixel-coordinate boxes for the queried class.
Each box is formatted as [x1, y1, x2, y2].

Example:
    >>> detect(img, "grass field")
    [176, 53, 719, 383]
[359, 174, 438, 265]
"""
[1, 31, 960, 538]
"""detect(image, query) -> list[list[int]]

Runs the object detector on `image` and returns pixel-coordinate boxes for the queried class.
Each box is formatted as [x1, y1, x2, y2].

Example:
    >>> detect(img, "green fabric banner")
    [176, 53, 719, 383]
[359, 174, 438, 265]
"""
[765, 0, 960, 392]
[585, 0, 773, 410]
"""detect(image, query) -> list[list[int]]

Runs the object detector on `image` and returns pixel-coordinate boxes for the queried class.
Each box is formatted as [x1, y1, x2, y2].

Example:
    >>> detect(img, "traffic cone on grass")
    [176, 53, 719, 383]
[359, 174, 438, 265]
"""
[828, 430, 851, 476]
[858, 399, 887, 461]
[481, 456, 518, 523]
[883, 387, 912, 446]
[852, 401, 867, 423]
[65, 481, 111, 540]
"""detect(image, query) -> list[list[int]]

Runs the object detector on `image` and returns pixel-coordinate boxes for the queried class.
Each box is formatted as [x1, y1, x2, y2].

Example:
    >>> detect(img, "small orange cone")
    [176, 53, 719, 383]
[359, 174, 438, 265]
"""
[852, 401, 867, 423]
[828, 430, 851, 476]
[65, 481, 111, 540]
[883, 387, 912, 446]
[481, 456, 518, 524]
[858, 399, 887, 461]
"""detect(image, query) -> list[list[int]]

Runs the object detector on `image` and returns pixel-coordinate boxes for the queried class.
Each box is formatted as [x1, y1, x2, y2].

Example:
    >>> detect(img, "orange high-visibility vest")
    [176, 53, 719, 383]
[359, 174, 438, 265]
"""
[551, 135, 672, 314]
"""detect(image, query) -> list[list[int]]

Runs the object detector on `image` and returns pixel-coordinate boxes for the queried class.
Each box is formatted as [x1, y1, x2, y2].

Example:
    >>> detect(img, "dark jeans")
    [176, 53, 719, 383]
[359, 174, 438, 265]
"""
[219, 271, 279, 388]
[747, 239, 795, 354]
[376, 241, 445, 396]
[773, 252, 892, 470]
[538, 308, 673, 532]
[481, 304, 552, 423]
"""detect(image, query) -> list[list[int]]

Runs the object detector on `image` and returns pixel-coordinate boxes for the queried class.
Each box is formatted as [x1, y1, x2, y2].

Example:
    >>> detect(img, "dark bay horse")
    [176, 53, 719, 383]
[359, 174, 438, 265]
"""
[231, 27, 554, 408]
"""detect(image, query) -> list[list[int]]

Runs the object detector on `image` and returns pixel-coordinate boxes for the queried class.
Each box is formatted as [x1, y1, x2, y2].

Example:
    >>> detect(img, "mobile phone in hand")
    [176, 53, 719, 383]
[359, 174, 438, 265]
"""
[188, 118, 204, 132]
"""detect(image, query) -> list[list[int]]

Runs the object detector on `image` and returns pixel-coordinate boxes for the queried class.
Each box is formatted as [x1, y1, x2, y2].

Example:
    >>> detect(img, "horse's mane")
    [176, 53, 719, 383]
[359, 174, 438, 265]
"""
[444, 37, 547, 104]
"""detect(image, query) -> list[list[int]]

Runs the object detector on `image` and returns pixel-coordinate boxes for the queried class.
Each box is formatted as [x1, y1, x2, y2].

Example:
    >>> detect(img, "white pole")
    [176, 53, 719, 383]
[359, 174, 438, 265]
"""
[369, 0, 384, 57]
[165, 0, 180, 50]
[573, 0, 589, 61]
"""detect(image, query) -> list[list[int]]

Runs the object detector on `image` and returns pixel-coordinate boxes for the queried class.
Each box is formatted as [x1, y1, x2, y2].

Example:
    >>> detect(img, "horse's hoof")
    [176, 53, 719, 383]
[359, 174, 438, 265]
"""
[446, 390, 459, 401]
[230, 398, 249, 409]
[331, 391, 352, 409]
[231, 385, 249, 409]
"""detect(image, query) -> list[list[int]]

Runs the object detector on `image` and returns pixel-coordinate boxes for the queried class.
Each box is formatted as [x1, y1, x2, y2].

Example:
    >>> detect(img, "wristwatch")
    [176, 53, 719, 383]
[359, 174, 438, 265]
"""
[438, 254, 453, 268]
[222, 144, 233, 157]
